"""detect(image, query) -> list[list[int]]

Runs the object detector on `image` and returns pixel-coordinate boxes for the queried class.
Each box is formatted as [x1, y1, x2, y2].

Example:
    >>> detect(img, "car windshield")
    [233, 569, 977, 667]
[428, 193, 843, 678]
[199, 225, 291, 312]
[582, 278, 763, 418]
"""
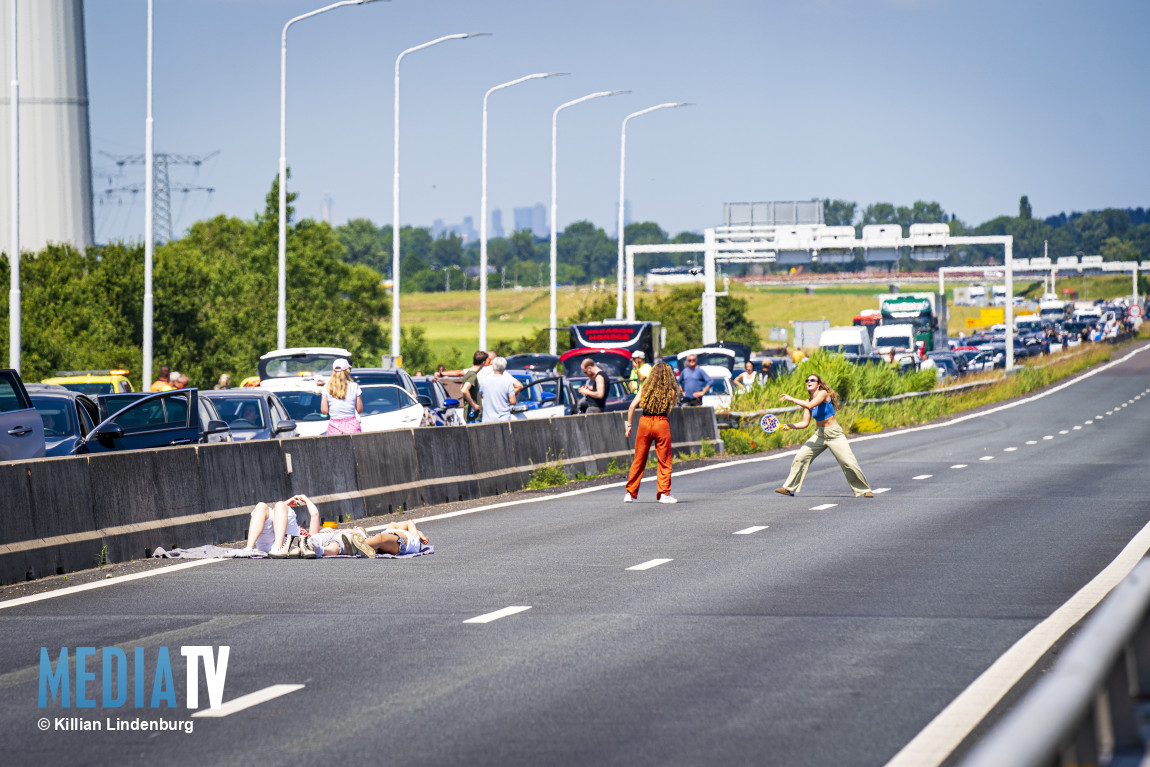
[352, 371, 402, 386]
[275, 391, 327, 422]
[30, 395, 78, 438]
[61, 382, 115, 395]
[259, 353, 345, 380]
[207, 397, 267, 429]
[506, 355, 557, 371]
[708, 379, 731, 395]
[361, 386, 413, 415]
[685, 352, 735, 370]
[824, 344, 863, 356]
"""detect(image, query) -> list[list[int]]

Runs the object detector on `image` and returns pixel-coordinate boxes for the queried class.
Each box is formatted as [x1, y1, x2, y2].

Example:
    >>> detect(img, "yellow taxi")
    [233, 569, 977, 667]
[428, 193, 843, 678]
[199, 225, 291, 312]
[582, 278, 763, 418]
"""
[42, 369, 135, 396]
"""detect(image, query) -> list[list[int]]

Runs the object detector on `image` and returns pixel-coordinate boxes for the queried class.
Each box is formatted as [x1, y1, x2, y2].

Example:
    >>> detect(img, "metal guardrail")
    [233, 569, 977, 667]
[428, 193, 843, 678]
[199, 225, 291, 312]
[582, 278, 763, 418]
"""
[960, 557, 1150, 767]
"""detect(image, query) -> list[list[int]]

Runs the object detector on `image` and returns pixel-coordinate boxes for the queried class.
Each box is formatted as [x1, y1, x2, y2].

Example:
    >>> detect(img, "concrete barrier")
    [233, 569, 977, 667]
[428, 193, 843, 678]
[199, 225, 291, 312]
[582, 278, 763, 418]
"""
[351, 429, 422, 517]
[550, 416, 601, 477]
[25, 457, 100, 579]
[280, 436, 364, 523]
[465, 422, 519, 496]
[0, 460, 64, 583]
[581, 413, 629, 474]
[507, 418, 559, 480]
[198, 440, 291, 543]
[414, 427, 478, 506]
[88, 447, 209, 563]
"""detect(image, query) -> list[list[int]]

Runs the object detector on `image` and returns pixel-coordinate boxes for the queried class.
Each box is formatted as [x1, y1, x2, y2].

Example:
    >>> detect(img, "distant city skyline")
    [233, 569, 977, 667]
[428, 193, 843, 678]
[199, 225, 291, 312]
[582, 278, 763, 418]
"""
[73, 1, 1150, 245]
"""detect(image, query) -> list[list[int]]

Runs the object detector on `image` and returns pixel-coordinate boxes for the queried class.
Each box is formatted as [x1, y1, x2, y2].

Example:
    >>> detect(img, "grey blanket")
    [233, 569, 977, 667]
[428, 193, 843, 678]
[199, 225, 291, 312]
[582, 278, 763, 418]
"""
[151, 544, 434, 559]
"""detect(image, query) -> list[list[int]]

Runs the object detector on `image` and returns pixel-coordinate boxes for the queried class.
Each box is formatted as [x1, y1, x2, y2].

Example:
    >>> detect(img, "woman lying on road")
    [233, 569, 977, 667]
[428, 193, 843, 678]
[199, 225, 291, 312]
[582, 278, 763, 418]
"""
[775, 374, 873, 499]
[358, 520, 429, 556]
[241, 494, 321, 557]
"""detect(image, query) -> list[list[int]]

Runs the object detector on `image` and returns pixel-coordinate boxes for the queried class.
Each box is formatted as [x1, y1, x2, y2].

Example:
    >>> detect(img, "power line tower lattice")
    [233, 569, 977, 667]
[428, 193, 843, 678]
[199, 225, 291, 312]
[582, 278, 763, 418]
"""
[98, 150, 219, 243]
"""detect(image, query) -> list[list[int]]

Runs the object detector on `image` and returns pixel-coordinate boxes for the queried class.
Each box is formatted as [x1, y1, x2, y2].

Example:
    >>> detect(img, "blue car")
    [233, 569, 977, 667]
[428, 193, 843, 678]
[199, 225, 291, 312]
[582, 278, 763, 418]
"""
[411, 376, 463, 427]
[201, 389, 299, 440]
[508, 372, 567, 420]
[27, 384, 99, 457]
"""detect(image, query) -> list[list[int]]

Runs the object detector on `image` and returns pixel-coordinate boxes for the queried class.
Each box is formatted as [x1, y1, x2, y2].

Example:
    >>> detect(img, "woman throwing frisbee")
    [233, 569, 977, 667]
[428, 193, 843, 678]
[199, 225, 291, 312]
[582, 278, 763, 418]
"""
[775, 374, 873, 498]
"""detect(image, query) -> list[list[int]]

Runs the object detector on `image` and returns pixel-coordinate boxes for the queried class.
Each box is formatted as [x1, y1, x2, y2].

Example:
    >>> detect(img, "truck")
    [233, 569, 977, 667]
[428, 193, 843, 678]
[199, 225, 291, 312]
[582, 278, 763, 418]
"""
[818, 326, 873, 358]
[876, 293, 939, 353]
[1038, 299, 1069, 322]
[872, 324, 917, 356]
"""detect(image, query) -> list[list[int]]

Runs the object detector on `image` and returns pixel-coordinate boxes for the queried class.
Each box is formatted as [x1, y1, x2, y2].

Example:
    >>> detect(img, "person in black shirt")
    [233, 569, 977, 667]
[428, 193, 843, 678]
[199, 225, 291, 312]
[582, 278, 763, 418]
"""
[578, 358, 609, 413]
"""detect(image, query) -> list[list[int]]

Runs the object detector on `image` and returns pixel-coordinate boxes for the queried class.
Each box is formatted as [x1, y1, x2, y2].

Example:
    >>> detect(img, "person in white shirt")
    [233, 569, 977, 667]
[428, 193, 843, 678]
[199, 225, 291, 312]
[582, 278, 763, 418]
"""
[478, 357, 522, 422]
[321, 358, 362, 434]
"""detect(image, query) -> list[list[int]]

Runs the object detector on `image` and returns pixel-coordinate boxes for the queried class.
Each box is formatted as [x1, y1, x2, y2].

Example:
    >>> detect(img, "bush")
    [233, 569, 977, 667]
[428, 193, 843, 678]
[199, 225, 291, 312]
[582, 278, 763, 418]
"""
[721, 428, 761, 455]
[850, 416, 883, 433]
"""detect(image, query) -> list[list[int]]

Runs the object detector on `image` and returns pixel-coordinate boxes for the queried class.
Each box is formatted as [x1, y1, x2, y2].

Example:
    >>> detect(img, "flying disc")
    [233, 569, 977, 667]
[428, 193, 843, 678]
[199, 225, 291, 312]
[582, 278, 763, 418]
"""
[760, 414, 780, 434]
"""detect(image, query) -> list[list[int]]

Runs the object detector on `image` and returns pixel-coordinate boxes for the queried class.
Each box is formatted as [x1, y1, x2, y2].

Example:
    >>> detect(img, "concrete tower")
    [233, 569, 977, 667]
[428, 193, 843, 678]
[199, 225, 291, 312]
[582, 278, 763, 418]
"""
[0, 0, 94, 254]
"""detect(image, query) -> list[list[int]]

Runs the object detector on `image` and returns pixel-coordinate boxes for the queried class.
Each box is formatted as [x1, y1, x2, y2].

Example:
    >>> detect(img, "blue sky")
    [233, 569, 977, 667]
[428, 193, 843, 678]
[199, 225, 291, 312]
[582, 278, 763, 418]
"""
[84, 0, 1150, 243]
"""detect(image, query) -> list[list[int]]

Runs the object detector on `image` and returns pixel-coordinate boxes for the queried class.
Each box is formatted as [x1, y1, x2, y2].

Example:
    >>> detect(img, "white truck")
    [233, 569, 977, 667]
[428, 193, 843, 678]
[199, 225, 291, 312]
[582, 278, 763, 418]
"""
[1038, 299, 1069, 322]
[872, 324, 917, 356]
[817, 326, 873, 358]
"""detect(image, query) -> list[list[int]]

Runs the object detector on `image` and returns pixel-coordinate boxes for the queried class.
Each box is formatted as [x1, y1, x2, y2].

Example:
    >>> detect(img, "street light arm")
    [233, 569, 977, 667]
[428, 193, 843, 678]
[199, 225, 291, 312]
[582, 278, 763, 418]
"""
[485, 72, 569, 104]
[282, 0, 385, 43]
[554, 89, 630, 118]
[396, 32, 491, 72]
[622, 101, 692, 127]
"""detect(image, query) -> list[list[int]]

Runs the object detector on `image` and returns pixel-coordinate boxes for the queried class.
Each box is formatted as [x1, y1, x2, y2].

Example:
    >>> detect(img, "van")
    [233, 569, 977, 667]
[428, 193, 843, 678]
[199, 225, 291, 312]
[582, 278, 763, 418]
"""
[872, 324, 916, 355]
[817, 327, 872, 358]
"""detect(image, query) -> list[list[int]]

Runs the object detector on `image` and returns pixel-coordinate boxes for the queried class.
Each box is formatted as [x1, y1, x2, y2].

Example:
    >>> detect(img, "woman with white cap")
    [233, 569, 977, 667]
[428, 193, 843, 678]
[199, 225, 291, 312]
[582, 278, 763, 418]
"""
[321, 358, 363, 434]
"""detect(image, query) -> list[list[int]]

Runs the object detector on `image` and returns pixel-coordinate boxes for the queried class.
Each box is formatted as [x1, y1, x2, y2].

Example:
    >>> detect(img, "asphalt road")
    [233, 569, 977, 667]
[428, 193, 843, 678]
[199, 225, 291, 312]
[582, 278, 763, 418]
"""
[3, 345, 1149, 766]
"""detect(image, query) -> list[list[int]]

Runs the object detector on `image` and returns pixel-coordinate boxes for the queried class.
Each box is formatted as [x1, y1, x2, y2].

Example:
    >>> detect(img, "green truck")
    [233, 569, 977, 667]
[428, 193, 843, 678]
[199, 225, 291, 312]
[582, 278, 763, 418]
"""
[877, 293, 939, 353]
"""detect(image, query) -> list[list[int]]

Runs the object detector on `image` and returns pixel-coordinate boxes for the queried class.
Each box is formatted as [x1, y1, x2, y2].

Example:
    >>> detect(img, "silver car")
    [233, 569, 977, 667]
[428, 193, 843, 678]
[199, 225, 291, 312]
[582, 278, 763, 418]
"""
[0, 369, 46, 461]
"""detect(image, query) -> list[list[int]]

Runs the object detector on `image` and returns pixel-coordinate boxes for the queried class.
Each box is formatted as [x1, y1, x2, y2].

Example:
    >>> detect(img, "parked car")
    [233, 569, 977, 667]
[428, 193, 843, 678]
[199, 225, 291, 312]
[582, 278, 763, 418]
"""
[272, 389, 330, 437]
[0, 373, 49, 460]
[508, 372, 566, 420]
[566, 376, 636, 413]
[27, 384, 100, 457]
[200, 389, 299, 441]
[358, 384, 425, 432]
[817, 326, 873, 359]
[258, 347, 352, 386]
[41, 368, 134, 395]
[757, 357, 796, 380]
[197, 396, 234, 443]
[677, 347, 737, 373]
[82, 389, 230, 453]
[504, 354, 560, 374]
[520, 375, 580, 416]
[351, 367, 418, 398]
[697, 365, 734, 410]
[411, 375, 463, 426]
[559, 348, 633, 379]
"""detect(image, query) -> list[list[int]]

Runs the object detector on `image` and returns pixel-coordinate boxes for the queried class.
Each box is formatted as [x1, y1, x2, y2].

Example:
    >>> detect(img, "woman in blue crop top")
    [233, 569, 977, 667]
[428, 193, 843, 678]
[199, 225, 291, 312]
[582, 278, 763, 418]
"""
[773, 374, 873, 499]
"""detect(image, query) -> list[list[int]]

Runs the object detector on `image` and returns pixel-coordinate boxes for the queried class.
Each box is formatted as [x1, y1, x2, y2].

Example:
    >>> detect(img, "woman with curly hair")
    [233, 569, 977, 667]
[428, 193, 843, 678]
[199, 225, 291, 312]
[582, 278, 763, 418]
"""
[775, 373, 873, 498]
[623, 361, 681, 504]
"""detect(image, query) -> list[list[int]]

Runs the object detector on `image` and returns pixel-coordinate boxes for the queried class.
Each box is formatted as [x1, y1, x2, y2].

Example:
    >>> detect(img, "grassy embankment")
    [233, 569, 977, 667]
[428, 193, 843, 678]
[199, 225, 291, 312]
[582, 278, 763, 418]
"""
[401, 274, 1140, 367]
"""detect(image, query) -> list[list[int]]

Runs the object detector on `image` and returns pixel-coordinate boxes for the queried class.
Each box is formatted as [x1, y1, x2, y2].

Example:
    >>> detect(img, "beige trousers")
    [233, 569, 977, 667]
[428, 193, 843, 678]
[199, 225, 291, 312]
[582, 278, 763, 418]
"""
[782, 424, 871, 497]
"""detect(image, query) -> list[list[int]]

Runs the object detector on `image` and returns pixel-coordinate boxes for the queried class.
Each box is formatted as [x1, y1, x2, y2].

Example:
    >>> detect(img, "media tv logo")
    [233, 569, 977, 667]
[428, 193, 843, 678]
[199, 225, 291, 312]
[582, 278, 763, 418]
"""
[39, 646, 229, 709]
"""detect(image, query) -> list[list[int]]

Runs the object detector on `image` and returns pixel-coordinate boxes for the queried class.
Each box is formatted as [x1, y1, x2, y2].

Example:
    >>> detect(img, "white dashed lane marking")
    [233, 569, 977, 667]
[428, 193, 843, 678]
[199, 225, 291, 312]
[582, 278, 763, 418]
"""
[192, 684, 305, 719]
[1073, 426, 1082, 430]
[627, 559, 673, 571]
[1085, 421, 1093, 425]
[912, 475, 933, 480]
[1025, 440, 1038, 445]
[979, 456, 995, 461]
[1004, 447, 1018, 452]
[951, 464, 968, 469]
[809, 503, 838, 511]
[1043, 435, 1054, 440]
[1058, 430, 1070, 435]
[733, 526, 768, 535]
[872, 488, 891, 494]
[464, 606, 533, 623]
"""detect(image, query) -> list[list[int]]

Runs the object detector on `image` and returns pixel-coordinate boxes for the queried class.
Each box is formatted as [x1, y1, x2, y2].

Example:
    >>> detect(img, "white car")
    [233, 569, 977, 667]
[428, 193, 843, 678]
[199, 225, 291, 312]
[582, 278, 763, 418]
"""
[273, 383, 425, 436]
[698, 365, 734, 410]
[256, 346, 352, 392]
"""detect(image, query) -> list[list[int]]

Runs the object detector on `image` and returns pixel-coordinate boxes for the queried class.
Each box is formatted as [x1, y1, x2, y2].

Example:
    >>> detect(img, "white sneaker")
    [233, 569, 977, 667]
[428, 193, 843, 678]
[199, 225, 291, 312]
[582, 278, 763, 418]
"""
[623, 493, 634, 504]
[658, 495, 678, 504]
[268, 540, 292, 558]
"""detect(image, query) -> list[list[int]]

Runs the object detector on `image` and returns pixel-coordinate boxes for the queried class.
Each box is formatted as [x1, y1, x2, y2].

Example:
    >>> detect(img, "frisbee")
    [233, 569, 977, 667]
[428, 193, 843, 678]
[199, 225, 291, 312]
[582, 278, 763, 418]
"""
[760, 414, 781, 433]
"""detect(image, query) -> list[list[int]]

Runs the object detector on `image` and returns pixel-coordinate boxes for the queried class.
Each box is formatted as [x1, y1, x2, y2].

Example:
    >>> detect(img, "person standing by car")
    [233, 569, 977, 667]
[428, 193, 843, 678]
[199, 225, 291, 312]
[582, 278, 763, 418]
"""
[459, 350, 488, 423]
[150, 365, 173, 392]
[321, 358, 363, 434]
[678, 354, 712, 406]
[578, 358, 609, 413]
[627, 351, 652, 394]
[214, 374, 232, 390]
[478, 357, 521, 423]
[623, 362, 679, 504]
[774, 374, 873, 499]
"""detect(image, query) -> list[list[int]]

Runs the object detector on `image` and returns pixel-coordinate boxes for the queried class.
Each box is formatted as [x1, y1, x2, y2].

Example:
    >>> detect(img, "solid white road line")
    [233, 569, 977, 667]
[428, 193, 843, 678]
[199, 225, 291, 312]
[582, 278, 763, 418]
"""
[872, 488, 891, 494]
[884, 517, 1150, 767]
[733, 526, 769, 535]
[912, 475, 932, 480]
[463, 606, 532, 624]
[950, 465, 968, 469]
[0, 559, 224, 611]
[809, 503, 838, 511]
[192, 684, 304, 718]
[1004, 447, 1018, 452]
[627, 559, 673, 571]
[979, 456, 994, 461]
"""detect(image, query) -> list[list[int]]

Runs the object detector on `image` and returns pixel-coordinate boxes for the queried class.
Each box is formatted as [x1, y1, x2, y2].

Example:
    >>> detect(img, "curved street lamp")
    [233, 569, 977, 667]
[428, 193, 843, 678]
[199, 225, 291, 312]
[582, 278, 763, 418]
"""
[549, 90, 629, 355]
[615, 102, 691, 319]
[391, 32, 490, 360]
[478, 71, 568, 351]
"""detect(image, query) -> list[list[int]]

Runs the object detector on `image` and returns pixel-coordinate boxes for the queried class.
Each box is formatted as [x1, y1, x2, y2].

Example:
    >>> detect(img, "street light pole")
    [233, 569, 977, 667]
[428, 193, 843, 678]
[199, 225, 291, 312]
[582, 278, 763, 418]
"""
[278, 1, 381, 353]
[8, 0, 18, 371]
[549, 90, 629, 355]
[615, 102, 690, 318]
[479, 71, 567, 351]
[142, 0, 153, 387]
[392, 32, 490, 361]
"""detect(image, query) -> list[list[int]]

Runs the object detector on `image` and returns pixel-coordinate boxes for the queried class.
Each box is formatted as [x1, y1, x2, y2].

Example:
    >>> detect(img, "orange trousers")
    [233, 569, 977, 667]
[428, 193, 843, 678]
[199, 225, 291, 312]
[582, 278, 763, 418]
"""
[626, 415, 673, 498]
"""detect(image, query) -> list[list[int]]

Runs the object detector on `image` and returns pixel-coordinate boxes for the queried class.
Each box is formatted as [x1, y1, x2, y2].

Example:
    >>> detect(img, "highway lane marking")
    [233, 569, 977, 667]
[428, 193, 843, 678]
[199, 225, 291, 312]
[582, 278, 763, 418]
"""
[1025, 440, 1037, 445]
[1003, 447, 1017, 452]
[950, 465, 967, 469]
[1043, 435, 1054, 440]
[1084, 420, 1093, 425]
[1058, 429, 1070, 434]
[872, 488, 891, 494]
[1073, 425, 1082, 430]
[883, 516, 1150, 767]
[809, 503, 838, 511]
[627, 559, 673, 571]
[733, 526, 769, 535]
[463, 606, 532, 623]
[979, 456, 994, 461]
[191, 684, 304, 718]
[912, 475, 932, 480]
[0, 559, 224, 611]
[1107, 410, 1114, 414]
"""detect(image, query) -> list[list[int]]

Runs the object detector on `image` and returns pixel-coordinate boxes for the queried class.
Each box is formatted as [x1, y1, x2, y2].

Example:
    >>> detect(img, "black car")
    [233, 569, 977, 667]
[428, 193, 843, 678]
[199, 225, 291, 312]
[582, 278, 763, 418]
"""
[200, 389, 299, 441]
[351, 368, 418, 398]
[84, 389, 231, 452]
[27, 384, 98, 457]
[411, 376, 463, 426]
[504, 354, 560, 374]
